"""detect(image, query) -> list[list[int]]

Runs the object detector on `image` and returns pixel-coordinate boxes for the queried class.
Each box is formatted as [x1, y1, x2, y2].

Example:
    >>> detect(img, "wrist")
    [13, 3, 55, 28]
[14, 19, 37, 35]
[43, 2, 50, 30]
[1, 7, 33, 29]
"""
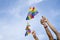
[44, 25, 48, 28]
[44, 26, 47, 28]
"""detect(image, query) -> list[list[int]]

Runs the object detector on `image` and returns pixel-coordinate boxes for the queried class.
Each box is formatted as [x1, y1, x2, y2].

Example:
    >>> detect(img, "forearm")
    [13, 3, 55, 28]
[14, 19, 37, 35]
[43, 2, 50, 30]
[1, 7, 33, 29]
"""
[33, 35, 39, 40]
[44, 25, 53, 40]
[45, 27, 53, 40]
[47, 21, 59, 35]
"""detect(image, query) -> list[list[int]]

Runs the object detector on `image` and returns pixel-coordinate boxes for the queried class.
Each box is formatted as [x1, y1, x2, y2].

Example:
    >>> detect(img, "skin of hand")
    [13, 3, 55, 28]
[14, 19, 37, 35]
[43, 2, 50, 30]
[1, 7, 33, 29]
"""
[32, 31, 39, 40]
[41, 16, 60, 40]
[32, 31, 36, 36]
[26, 25, 30, 30]
[40, 19, 54, 40]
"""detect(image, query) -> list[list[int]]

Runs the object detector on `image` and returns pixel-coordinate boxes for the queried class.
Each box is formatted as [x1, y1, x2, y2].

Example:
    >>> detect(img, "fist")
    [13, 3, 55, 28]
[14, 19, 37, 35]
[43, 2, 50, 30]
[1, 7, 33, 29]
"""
[40, 16, 48, 25]
[32, 31, 36, 36]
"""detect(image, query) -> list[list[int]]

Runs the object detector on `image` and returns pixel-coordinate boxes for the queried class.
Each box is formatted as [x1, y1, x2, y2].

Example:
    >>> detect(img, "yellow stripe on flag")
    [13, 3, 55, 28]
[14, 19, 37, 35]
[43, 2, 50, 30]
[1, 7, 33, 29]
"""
[28, 16, 31, 20]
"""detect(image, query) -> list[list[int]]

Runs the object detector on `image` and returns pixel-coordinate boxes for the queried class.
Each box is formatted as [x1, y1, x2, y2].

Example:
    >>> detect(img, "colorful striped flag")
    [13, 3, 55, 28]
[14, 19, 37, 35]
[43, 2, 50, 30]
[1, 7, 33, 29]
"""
[26, 7, 38, 20]
[25, 30, 31, 36]
[25, 23, 31, 36]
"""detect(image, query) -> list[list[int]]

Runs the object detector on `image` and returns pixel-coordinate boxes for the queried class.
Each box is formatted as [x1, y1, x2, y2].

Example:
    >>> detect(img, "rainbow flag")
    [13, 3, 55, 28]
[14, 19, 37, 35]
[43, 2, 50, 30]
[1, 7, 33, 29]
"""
[25, 23, 31, 36]
[26, 7, 38, 20]
[25, 29, 31, 36]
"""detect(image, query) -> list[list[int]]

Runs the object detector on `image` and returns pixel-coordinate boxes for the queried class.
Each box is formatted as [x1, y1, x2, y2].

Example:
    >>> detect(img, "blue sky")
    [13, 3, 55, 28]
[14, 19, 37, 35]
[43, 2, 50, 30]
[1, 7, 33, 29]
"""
[0, 0, 60, 40]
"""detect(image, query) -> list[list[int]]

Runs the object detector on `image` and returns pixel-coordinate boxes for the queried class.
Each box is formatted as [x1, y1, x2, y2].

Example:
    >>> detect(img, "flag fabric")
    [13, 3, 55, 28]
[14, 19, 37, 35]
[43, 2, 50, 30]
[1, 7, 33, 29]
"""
[25, 29, 31, 36]
[25, 23, 31, 36]
[26, 7, 38, 20]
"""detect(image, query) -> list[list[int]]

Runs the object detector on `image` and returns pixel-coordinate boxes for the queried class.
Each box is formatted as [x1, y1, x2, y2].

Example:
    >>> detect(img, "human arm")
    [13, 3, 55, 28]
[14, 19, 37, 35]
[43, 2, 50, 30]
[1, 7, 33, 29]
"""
[42, 16, 60, 40]
[32, 31, 39, 40]
[40, 19, 53, 40]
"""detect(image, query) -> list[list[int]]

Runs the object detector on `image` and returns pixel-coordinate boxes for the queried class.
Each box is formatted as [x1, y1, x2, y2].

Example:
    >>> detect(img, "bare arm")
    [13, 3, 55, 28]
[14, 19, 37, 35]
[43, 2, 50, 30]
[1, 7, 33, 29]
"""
[47, 21, 60, 40]
[32, 31, 39, 40]
[40, 17, 53, 40]
[42, 16, 59, 35]
[42, 23, 54, 40]
[47, 21, 59, 35]
[42, 16, 60, 40]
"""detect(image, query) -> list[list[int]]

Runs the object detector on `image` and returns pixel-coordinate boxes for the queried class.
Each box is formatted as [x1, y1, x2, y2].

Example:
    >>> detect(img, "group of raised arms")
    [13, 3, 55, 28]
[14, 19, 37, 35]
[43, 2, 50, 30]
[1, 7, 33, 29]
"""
[31, 16, 60, 40]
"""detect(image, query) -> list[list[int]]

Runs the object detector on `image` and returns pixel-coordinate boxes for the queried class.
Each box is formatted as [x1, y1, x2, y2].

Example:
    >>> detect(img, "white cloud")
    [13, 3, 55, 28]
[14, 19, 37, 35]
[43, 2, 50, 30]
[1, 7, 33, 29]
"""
[28, 0, 43, 5]
[0, 0, 43, 18]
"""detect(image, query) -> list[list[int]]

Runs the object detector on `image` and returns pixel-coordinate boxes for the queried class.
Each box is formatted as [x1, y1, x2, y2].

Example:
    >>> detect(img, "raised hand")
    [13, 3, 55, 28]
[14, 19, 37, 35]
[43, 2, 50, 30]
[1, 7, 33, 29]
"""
[40, 16, 54, 40]
[41, 16, 60, 40]
[32, 31, 39, 40]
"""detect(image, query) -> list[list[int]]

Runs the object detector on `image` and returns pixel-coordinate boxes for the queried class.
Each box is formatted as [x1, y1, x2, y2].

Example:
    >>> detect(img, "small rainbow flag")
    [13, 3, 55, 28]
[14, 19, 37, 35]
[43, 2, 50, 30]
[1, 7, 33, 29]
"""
[25, 29, 31, 36]
[25, 23, 31, 36]
[26, 7, 38, 20]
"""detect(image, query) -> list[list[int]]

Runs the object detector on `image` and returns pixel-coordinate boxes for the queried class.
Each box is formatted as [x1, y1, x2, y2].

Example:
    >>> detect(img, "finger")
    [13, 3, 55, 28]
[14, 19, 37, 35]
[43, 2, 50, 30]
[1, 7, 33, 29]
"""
[40, 19, 44, 24]
[42, 16, 47, 22]
[42, 16, 46, 20]
[40, 19, 43, 24]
